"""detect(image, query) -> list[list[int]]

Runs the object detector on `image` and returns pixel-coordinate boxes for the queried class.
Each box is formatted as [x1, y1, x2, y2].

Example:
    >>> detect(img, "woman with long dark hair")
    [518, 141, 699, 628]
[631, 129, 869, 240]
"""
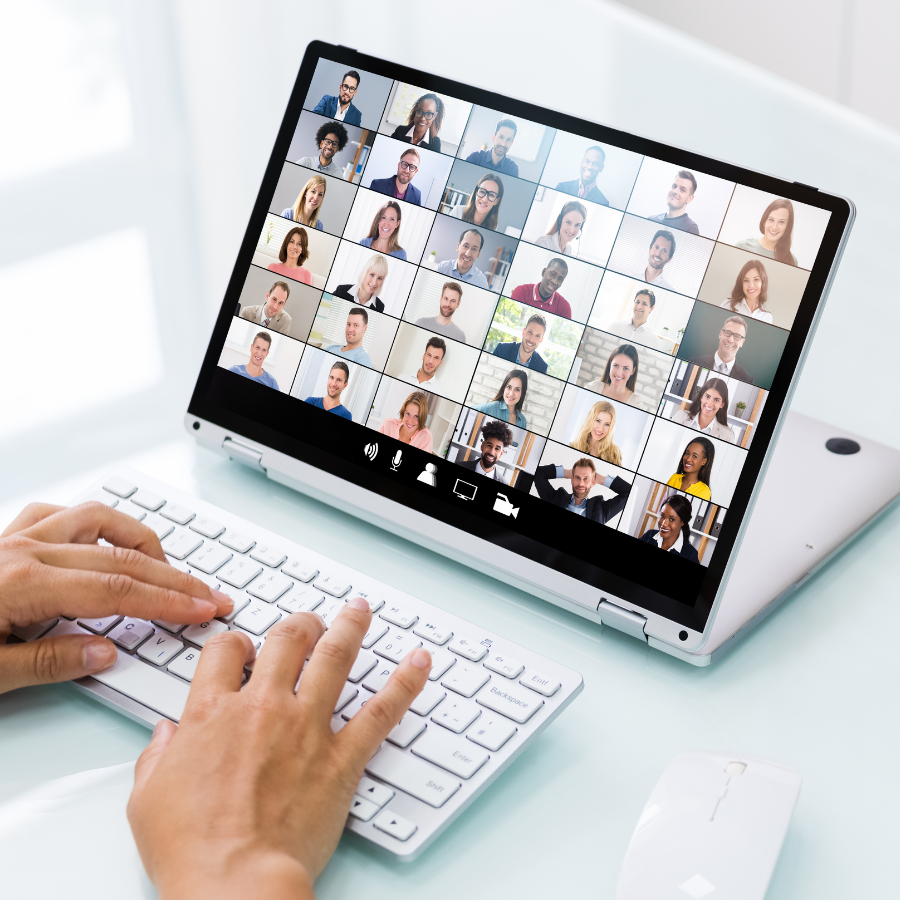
[389, 92, 445, 152]
[452, 173, 504, 231]
[474, 368, 529, 428]
[736, 198, 798, 266]
[360, 201, 407, 260]
[267, 227, 312, 284]
[671, 377, 735, 443]
[666, 437, 715, 500]
[719, 260, 772, 323]
[640, 494, 699, 561]
[584, 344, 643, 408]
[535, 199, 586, 257]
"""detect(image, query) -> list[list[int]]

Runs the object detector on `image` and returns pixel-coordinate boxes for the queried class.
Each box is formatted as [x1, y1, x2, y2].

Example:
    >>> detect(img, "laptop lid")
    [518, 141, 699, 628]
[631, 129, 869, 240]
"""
[186, 40, 853, 653]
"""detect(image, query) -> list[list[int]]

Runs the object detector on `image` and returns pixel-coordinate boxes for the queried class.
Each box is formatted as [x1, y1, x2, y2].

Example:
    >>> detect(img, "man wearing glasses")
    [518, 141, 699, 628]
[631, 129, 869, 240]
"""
[296, 121, 350, 179]
[689, 315, 754, 384]
[312, 71, 362, 127]
[368, 148, 423, 205]
[466, 118, 519, 177]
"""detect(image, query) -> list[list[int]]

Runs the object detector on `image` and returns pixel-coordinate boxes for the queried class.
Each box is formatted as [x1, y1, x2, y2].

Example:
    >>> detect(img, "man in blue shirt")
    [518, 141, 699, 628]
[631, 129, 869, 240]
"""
[556, 145, 610, 206]
[324, 308, 372, 367]
[228, 331, 280, 390]
[533, 458, 631, 524]
[465, 118, 519, 177]
[368, 148, 423, 206]
[311, 70, 362, 127]
[304, 360, 353, 419]
[492, 313, 549, 374]
[436, 228, 489, 289]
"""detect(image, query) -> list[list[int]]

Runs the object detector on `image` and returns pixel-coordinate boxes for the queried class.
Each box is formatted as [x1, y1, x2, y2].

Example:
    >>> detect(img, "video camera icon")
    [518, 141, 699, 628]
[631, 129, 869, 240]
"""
[493, 493, 519, 519]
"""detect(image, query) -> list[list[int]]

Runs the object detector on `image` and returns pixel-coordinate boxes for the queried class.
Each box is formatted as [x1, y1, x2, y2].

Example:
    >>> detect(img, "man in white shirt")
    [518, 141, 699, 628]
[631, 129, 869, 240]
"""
[456, 420, 513, 483]
[435, 229, 489, 289]
[399, 336, 446, 390]
[689, 314, 754, 383]
[630, 229, 675, 290]
[239, 281, 293, 334]
[606, 288, 665, 351]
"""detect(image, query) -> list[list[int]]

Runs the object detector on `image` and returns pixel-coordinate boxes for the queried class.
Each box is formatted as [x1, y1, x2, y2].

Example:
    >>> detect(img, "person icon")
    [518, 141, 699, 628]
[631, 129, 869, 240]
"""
[417, 462, 438, 486]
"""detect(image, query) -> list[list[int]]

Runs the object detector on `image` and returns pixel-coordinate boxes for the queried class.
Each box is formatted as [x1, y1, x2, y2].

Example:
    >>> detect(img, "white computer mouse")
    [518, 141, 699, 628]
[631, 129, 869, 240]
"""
[616, 751, 801, 899]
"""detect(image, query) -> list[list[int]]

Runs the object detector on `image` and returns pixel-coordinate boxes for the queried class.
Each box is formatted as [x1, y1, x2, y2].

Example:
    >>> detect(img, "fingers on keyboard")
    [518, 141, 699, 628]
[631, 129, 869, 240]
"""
[186, 630, 256, 706]
[248, 613, 325, 692]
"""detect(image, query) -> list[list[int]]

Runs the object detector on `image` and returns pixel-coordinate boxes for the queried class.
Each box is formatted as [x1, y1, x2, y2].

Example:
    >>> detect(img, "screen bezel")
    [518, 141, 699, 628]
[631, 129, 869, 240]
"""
[187, 40, 853, 639]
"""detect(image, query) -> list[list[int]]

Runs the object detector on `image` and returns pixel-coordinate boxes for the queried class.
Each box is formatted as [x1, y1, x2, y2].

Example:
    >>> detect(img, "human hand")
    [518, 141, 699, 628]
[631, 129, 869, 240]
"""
[0, 502, 233, 694]
[128, 601, 431, 899]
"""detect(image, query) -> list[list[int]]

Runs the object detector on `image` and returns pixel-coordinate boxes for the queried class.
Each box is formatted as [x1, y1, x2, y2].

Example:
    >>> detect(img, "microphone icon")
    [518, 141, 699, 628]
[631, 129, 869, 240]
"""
[391, 449, 403, 471]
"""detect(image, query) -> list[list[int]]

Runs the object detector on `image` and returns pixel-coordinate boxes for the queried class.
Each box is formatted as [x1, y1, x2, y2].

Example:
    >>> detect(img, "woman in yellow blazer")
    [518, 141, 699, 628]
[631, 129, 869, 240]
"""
[666, 436, 714, 500]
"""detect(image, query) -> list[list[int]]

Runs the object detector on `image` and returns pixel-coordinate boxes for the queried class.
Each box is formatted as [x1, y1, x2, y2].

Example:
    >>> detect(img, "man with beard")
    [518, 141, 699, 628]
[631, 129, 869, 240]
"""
[369, 148, 423, 205]
[510, 257, 572, 319]
[303, 360, 353, 419]
[311, 70, 362, 126]
[465, 118, 519, 177]
[324, 308, 372, 367]
[555, 145, 610, 206]
[649, 169, 700, 234]
[493, 313, 549, 374]
[415, 281, 466, 342]
[629, 229, 676, 291]
[296, 121, 349, 179]
[399, 336, 446, 392]
[534, 457, 631, 524]
[457, 419, 513, 483]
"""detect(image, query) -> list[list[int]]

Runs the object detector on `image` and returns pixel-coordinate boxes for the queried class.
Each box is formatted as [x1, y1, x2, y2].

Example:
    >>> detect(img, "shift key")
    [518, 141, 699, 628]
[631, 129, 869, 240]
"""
[365, 744, 460, 808]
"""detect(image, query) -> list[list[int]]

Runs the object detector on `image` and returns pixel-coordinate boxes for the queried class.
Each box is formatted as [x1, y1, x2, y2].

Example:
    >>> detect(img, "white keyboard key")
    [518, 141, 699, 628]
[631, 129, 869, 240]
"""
[183, 619, 230, 647]
[142, 514, 174, 541]
[409, 681, 446, 716]
[334, 683, 358, 714]
[357, 776, 394, 808]
[362, 661, 396, 693]
[77, 615, 123, 635]
[426, 646, 456, 681]
[216, 590, 250, 623]
[187, 543, 232, 574]
[349, 795, 380, 822]
[281, 558, 318, 582]
[160, 503, 195, 525]
[520, 670, 562, 697]
[442, 662, 490, 698]
[373, 630, 423, 664]
[117, 503, 146, 521]
[102, 476, 137, 498]
[413, 620, 453, 645]
[347, 649, 378, 683]
[220, 531, 255, 553]
[432, 698, 481, 734]
[386, 714, 427, 748]
[354, 590, 385, 614]
[250, 545, 287, 568]
[234, 600, 281, 636]
[467, 715, 517, 752]
[366, 745, 460, 809]
[477, 680, 545, 724]
[316, 597, 346, 628]
[168, 647, 201, 681]
[11, 618, 59, 641]
[186, 569, 221, 591]
[161, 531, 203, 561]
[361, 619, 389, 649]
[169, 558, 191, 574]
[277, 587, 324, 615]
[449, 636, 488, 662]
[341, 688, 374, 720]
[131, 488, 165, 511]
[248, 571, 293, 603]
[90, 649, 189, 721]
[190, 516, 225, 539]
[412, 726, 489, 779]
[138, 633, 184, 667]
[484, 652, 525, 679]
[380, 603, 418, 629]
[373, 809, 417, 842]
[218, 558, 263, 589]
[313, 574, 351, 598]
[152, 619, 187, 634]
[108, 619, 154, 651]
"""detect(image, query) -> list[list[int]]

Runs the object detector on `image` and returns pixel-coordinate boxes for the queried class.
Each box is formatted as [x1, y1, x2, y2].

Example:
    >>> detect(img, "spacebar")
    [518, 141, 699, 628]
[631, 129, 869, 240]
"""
[90, 649, 190, 722]
[366, 744, 461, 808]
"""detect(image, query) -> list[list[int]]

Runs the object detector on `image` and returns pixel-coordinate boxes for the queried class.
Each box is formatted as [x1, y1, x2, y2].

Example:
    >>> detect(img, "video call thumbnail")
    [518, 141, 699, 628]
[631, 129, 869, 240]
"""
[217, 316, 305, 394]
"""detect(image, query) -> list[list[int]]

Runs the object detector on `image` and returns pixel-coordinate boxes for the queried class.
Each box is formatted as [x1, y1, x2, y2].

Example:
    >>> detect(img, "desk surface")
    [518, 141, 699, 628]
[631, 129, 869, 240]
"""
[3, 1, 900, 897]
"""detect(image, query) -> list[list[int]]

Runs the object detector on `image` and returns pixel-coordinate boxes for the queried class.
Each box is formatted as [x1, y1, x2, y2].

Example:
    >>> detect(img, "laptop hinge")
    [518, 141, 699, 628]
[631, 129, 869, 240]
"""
[222, 437, 266, 471]
[597, 600, 648, 642]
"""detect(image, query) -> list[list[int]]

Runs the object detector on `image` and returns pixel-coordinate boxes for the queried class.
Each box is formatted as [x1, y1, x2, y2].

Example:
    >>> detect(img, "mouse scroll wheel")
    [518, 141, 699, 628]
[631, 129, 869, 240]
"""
[725, 762, 746, 775]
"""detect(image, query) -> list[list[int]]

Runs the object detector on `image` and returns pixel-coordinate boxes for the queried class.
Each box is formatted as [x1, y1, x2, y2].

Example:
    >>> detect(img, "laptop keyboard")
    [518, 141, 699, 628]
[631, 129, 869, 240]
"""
[13, 467, 583, 858]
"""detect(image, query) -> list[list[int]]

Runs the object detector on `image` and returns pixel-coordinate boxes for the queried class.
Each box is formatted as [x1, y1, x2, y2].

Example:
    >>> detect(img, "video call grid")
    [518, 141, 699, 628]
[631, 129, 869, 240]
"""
[218, 60, 832, 565]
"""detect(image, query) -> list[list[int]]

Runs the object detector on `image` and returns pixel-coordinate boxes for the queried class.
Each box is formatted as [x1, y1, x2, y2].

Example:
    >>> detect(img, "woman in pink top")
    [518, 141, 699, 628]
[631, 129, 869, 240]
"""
[267, 226, 312, 284]
[378, 390, 433, 452]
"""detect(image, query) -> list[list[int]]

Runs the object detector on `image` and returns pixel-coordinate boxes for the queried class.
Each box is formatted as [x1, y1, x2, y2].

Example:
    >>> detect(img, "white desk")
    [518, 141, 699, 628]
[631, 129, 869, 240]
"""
[3, 1, 900, 896]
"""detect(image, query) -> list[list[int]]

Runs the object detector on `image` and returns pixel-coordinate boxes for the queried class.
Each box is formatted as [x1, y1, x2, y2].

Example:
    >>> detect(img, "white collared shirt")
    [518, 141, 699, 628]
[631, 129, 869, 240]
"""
[405, 125, 431, 147]
[686, 413, 718, 436]
[712, 352, 735, 376]
[719, 296, 773, 324]
[333, 104, 348, 122]
[653, 529, 685, 554]
[399, 370, 441, 390]
[607, 319, 665, 351]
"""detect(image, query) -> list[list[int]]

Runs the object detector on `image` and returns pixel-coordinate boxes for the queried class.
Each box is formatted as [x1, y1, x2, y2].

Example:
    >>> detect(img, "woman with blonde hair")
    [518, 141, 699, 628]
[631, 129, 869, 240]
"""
[535, 199, 586, 257]
[378, 391, 433, 451]
[282, 175, 326, 231]
[332, 253, 389, 312]
[360, 200, 407, 260]
[570, 399, 623, 465]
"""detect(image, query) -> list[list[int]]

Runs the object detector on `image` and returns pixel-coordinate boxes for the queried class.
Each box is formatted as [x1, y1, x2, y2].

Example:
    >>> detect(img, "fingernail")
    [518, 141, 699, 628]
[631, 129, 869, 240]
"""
[211, 589, 234, 611]
[410, 648, 432, 669]
[193, 598, 217, 617]
[348, 596, 370, 612]
[83, 639, 117, 672]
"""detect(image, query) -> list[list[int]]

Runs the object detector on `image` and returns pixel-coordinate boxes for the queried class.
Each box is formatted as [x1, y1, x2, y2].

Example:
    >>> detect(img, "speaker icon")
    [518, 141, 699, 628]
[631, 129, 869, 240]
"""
[363, 442, 379, 461]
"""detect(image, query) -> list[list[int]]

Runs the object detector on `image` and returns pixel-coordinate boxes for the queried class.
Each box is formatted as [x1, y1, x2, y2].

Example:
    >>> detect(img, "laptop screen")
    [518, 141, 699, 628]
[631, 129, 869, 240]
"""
[188, 42, 850, 634]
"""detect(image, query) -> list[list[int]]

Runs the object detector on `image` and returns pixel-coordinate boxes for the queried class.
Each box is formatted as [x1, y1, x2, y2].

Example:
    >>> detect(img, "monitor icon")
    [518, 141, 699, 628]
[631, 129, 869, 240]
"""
[493, 493, 519, 518]
[453, 479, 477, 501]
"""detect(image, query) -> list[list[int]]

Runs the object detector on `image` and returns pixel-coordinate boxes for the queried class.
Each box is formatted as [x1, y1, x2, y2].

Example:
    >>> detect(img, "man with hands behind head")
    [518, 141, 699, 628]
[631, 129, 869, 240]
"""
[0, 500, 432, 899]
[534, 457, 631, 524]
